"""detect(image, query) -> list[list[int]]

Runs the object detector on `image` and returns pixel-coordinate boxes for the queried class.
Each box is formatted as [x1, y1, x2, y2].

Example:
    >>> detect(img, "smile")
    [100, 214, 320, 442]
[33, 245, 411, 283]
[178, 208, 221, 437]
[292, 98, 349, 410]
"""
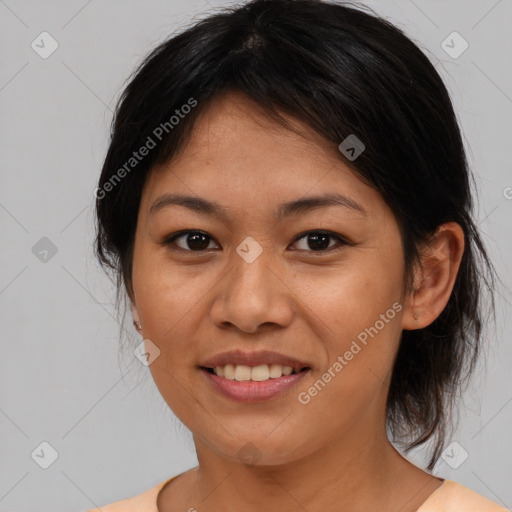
[200, 365, 310, 403]
[207, 363, 306, 380]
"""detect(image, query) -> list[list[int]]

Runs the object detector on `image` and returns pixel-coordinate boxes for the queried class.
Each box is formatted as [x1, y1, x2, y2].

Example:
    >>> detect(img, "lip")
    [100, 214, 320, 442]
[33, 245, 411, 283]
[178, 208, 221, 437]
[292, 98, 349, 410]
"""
[200, 367, 311, 403]
[199, 349, 310, 370]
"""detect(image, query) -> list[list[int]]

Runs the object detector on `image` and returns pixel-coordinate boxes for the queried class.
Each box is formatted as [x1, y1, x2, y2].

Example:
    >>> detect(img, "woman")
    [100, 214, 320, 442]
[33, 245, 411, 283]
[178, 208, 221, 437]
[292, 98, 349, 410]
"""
[90, 0, 508, 510]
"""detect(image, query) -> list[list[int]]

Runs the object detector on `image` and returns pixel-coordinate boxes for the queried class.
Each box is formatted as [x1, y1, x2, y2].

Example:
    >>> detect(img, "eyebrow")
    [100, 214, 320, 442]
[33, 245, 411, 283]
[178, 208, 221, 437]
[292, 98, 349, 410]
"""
[149, 192, 367, 219]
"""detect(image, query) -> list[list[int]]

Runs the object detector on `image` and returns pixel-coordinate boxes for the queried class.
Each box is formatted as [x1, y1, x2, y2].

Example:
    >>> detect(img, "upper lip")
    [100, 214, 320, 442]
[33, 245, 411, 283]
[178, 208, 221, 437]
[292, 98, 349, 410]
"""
[200, 350, 310, 370]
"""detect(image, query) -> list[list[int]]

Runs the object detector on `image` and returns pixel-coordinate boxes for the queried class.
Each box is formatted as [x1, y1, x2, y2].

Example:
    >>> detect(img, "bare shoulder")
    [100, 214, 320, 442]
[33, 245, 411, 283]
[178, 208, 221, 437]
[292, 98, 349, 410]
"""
[84, 478, 172, 512]
[419, 479, 510, 512]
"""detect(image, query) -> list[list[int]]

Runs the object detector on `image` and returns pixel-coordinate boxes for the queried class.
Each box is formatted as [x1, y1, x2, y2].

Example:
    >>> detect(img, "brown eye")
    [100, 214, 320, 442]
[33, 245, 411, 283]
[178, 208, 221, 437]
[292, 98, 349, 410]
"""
[292, 231, 346, 252]
[164, 231, 219, 251]
[162, 230, 347, 254]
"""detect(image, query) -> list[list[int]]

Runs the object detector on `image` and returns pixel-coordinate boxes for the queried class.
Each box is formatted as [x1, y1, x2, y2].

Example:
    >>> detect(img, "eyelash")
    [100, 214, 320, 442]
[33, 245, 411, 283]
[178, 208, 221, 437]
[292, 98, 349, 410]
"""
[161, 230, 350, 254]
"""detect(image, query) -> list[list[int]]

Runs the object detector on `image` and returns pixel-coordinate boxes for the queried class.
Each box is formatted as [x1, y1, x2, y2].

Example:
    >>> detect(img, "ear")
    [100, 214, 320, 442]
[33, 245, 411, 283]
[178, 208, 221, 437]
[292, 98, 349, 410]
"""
[402, 222, 465, 330]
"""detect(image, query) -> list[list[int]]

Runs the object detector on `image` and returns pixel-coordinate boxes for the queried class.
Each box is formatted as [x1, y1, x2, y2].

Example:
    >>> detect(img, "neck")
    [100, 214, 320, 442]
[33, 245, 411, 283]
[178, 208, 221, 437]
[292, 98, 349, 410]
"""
[183, 423, 436, 512]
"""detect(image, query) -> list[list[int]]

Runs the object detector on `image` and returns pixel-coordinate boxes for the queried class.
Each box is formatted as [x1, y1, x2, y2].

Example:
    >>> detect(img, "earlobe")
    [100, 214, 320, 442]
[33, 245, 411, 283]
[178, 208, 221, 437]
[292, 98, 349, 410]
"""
[402, 222, 465, 331]
[402, 271, 424, 330]
[131, 302, 143, 333]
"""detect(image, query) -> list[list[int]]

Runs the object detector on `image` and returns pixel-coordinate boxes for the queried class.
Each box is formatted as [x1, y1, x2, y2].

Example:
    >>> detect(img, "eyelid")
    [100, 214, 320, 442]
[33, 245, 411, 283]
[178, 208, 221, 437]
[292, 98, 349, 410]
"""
[161, 230, 220, 251]
[290, 230, 350, 252]
[161, 229, 350, 253]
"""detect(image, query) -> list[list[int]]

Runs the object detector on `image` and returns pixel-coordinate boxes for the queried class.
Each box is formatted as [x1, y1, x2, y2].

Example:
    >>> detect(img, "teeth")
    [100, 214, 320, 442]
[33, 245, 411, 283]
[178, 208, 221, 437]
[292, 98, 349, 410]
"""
[282, 366, 293, 376]
[251, 364, 269, 381]
[212, 364, 302, 380]
[234, 365, 251, 381]
[269, 363, 284, 378]
[223, 364, 235, 380]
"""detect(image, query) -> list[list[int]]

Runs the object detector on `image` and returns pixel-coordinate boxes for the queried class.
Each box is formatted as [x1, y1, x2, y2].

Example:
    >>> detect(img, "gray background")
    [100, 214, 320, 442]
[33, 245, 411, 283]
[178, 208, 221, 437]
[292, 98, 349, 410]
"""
[0, 0, 511, 511]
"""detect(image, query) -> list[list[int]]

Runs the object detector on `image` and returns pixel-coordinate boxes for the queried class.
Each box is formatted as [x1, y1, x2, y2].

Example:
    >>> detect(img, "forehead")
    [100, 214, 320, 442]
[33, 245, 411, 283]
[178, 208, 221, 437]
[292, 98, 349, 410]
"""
[140, 91, 386, 221]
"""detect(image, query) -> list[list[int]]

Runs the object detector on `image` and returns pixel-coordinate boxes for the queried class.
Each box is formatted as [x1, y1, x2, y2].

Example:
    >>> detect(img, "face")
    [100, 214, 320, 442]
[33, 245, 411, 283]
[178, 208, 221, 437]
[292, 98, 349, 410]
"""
[131, 91, 409, 465]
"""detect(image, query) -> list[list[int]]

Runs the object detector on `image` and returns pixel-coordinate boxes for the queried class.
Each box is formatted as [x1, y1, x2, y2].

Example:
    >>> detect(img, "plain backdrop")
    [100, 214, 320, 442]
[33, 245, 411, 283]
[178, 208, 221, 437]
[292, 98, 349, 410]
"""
[0, 1, 511, 511]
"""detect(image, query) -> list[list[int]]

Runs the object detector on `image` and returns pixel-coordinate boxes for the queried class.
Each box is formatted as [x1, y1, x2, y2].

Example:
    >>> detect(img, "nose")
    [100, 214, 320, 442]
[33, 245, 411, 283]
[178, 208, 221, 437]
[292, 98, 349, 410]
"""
[210, 250, 294, 334]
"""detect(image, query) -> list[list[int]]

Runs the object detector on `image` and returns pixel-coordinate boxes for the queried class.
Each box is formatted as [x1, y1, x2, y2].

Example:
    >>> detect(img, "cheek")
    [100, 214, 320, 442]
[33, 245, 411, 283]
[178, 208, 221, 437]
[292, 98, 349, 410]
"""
[136, 264, 208, 420]
[133, 246, 213, 334]
[293, 278, 403, 438]
[294, 249, 404, 393]
[131, 253, 214, 406]
[297, 252, 404, 342]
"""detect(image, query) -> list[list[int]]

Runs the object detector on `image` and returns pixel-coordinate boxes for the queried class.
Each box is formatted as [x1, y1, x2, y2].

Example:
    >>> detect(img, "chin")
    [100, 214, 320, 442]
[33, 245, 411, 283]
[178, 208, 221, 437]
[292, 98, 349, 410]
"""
[196, 430, 315, 468]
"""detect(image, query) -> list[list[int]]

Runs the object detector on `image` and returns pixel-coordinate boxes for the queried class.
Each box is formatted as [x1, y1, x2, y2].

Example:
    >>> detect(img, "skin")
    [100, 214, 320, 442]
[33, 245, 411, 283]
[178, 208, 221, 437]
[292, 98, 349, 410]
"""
[130, 90, 465, 512]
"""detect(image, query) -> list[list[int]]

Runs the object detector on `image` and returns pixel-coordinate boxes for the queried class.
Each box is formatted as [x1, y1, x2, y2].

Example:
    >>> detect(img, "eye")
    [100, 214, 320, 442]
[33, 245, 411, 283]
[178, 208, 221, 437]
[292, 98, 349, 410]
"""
[162, 230, 220, 252]
[291, 231, 348, 252]
[161, 229, 349, 254]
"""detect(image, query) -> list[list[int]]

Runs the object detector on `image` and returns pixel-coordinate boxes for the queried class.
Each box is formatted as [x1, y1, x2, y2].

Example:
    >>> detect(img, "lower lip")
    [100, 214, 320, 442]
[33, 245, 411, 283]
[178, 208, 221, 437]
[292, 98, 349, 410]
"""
[200, 367, 310, 403]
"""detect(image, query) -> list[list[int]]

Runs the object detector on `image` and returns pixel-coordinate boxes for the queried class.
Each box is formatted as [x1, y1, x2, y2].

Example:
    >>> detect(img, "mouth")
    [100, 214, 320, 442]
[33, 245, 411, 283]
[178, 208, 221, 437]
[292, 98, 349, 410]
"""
[201, 363, 309, 380]
[198, 350, 312, 402]
[199, 363, 311, 403]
